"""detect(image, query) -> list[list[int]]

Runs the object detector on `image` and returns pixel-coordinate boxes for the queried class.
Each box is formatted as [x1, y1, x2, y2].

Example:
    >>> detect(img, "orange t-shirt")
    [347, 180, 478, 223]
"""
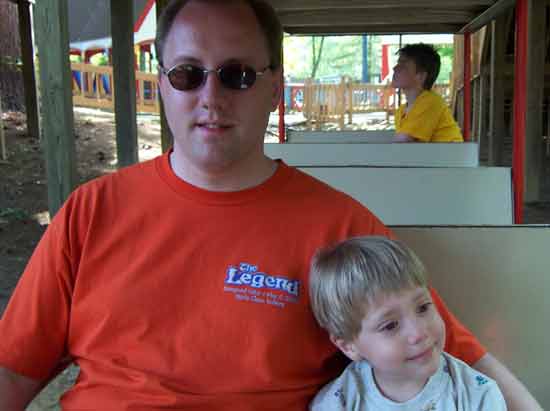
[0, 153, 484, 409]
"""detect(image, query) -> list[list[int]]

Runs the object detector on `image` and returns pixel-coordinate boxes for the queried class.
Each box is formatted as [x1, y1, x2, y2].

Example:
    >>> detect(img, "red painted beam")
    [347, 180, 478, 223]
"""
[463, 32, 471, 142]
[513, 0, 528, 224]
[134, 0, 155, 33]
[278, 63, 286, 143]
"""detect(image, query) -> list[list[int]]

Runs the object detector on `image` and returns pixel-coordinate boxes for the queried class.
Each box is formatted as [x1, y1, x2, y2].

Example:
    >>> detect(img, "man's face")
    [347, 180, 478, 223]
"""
[159, 0, 281, 174]
[391, 55, 425, 91]
[338, 286, 445, 390]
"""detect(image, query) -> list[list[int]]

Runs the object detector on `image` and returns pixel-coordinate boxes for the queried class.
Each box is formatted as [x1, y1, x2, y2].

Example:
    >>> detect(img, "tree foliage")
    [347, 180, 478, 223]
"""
[284, 34, 454, 85]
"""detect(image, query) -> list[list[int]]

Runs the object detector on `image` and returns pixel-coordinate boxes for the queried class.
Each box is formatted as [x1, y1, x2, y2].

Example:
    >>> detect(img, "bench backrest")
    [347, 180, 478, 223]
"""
[393, 226, 550, 409]
[300, 166, 513, 225]
[265, 142, 479, 167]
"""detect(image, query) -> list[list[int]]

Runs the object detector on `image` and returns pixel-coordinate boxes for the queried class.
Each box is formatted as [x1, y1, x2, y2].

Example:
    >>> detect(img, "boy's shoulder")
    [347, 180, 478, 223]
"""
[442, 351, 494, 386]
[417, 89, 446, 105]
[309, 360, 372, 410]
[442, 352, 507, 409]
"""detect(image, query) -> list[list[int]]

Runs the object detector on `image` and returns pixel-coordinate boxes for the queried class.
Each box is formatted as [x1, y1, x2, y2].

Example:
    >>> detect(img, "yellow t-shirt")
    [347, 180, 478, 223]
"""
[395, 90, 463, 142]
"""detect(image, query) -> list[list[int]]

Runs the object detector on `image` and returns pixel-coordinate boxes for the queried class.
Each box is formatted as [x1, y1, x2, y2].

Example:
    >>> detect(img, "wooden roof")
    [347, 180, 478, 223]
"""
[267, 0, 512, 35]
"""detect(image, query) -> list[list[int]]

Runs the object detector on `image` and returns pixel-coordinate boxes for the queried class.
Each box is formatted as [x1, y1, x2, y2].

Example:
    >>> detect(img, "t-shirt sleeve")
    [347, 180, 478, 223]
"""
[430, 287, 487, 365]
[0, 197, 76, 380]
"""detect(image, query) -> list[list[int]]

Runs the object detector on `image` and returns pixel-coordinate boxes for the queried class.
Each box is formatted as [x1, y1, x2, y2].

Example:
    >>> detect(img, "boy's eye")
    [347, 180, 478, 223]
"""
[380, 321, 398, 332]
[418, 302, 432, 314]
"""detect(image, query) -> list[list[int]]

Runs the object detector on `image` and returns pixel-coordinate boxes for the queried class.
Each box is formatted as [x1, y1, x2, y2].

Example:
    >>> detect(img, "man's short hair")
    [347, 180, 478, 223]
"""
[397, 43, 441, 90]
[309, 236, 427, 342]
[155, 0, 283, 69]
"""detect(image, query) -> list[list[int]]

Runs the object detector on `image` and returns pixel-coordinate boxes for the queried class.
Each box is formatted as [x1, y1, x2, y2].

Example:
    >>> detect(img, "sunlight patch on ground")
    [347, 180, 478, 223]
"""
[33, 211, 51, 226]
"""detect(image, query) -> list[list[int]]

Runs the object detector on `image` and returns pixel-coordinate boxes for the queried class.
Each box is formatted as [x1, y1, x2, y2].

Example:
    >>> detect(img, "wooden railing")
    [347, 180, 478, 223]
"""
[71, 63, 160, 113]
[70, 64, 451, 129]
[303, 77, 451, 129]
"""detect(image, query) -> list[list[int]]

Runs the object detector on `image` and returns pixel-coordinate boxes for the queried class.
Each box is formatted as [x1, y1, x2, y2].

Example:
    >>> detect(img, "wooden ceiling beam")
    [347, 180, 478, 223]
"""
[459, 0, 515, 33]
[269, 0, 495, 11]
[279, 9, 477, 27]
[284, 24, 464, 35]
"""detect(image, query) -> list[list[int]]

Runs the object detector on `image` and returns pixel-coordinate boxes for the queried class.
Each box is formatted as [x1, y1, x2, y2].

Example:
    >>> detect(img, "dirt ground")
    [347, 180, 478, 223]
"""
[1, 108, 549, 409]
[0, 108, 163, 410]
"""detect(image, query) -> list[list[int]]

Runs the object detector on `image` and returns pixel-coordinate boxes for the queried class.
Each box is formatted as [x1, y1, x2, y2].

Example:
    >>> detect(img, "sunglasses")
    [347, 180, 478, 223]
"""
[160, 63, 272, 91]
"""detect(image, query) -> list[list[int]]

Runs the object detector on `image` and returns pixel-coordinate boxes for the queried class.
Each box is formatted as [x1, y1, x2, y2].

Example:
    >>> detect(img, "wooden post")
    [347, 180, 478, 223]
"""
[304, 79, 312, 130]
[17, 0, 40, 140]
[33, 0, 77, 216]
[156, 0, 173, 152]
[488, 16, 506, 165]
[111, 0, 138, 167]
[524, 0, 545, 202]
[478, 73, 486, 148]
[0, 93, 6, 161]
[463, 32, 472, 141]
[347, 79, 353, 125]
[472, 75, 479, 141]
[338, 77, 345, 129]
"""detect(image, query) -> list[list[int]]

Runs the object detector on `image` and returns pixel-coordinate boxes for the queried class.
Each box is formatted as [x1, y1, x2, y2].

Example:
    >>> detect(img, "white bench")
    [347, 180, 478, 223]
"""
[287, 130, 396, 143]
[299, 166, 513, 225]
[393, 226, 550, 409]
[266, 142, 479, 167]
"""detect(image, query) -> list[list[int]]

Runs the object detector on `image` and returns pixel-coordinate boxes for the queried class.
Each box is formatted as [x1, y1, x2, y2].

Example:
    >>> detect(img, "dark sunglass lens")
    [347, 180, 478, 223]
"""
[169, 65, 204, 90]
[220, 64, 256, 90]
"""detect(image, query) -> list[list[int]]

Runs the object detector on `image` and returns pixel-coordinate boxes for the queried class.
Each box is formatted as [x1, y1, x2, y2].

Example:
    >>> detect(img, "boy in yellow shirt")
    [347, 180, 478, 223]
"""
[392, 43, 463, 142]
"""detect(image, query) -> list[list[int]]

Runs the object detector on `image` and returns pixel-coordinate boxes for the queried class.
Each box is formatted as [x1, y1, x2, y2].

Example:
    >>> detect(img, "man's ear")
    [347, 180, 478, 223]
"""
[330, 334, 362, 361]
[269, 66, 283, 111]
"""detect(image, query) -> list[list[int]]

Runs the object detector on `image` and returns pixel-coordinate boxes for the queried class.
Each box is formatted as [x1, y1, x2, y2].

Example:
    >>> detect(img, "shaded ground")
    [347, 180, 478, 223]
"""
[0, 108, 162, 410]
[0, 108, 548, 409]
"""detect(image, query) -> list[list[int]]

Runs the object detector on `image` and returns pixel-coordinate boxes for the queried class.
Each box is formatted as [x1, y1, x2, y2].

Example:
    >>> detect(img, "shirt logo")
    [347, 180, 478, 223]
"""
[223, 263, 300, 309]
[225, 263, 300, 296]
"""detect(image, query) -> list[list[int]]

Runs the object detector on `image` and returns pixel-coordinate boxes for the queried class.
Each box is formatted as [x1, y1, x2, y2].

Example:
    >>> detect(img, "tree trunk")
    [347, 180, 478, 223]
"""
[311, 36, 325, 79]
[0, 2, 25, 111]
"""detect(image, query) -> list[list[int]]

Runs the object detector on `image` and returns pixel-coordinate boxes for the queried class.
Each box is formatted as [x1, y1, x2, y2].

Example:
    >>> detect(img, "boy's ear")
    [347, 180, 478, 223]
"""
[330, 334, 362, 361]
[416, 70, 428, 89]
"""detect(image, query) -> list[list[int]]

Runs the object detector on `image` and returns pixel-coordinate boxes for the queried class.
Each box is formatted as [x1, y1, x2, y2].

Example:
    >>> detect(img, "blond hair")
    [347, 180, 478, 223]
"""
[309, 236, 427, 341]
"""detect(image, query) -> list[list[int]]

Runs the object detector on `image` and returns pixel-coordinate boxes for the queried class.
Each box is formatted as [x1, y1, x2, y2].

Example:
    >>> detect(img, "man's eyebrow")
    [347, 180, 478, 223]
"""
[168, 56, 202, 66]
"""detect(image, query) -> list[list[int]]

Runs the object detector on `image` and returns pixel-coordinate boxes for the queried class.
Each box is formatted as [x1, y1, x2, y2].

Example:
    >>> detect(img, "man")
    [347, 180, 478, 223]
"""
[0, 1, 542, 410]
[392, 43, 463, 143]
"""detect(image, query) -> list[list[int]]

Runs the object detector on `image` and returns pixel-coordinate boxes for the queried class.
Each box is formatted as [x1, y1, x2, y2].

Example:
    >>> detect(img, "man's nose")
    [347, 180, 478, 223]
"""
[198, 71, 227, 110]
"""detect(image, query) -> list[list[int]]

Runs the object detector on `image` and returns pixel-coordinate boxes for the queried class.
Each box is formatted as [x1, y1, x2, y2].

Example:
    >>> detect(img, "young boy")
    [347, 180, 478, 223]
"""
[309, 236, 506, 410]
[392, 43, 463, 142]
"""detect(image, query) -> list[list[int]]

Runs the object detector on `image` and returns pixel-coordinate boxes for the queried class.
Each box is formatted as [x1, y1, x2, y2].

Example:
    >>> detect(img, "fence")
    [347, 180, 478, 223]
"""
[303, 77, 450, 129]
[70, 64, 450, 131]
[71, 63, 159, 113]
